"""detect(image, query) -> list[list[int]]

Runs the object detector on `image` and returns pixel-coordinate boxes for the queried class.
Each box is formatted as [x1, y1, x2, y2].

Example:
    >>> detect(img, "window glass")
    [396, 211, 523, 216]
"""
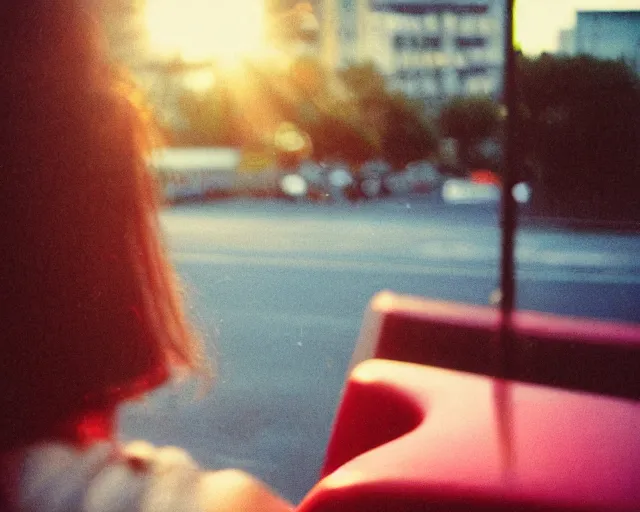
[89, 0, 640, 506]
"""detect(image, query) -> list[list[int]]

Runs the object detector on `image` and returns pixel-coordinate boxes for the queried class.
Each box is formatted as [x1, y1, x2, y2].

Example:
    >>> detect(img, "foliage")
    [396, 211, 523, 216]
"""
[439, 95, 502, 142]
[172, 59, 436, 168]
[287, 58, 380, 164]
[174, 58, 433, 166]
[174, 85, 239, 147]
[340, 63, 438, 167]
[515, 53, 640, 220]
[340, 62, 387, 99]
[170, 56, 377, 163]
[438, 95, 503, 172]
[382, 93, 438, 168]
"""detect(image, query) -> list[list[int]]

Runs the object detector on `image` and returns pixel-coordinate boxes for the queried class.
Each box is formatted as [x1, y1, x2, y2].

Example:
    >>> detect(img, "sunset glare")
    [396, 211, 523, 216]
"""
[145, 0, 265, 62]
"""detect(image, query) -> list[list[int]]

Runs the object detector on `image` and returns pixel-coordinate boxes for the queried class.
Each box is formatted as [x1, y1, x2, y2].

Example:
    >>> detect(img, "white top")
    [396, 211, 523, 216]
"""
[4, 441, 204, 512]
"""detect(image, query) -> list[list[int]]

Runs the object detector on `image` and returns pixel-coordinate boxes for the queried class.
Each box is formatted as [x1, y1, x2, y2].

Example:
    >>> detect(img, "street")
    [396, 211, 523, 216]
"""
[118, 198, 640, 503]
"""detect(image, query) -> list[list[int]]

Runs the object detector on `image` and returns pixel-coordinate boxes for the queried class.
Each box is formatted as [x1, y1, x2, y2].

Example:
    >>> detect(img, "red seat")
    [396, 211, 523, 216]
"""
[298, 359, 640, 512]
[350, 292, 640, 399]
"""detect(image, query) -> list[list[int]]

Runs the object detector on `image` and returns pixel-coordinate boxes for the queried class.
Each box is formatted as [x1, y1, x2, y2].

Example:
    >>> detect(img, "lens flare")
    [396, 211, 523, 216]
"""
[145, 0, 265, 62]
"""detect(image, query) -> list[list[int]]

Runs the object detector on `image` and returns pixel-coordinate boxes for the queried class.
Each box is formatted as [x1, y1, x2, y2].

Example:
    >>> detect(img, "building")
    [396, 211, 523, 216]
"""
[574, 10, 640, 75]
[96, 0, 149, 67]
[268, 2, 323, 56]
[320, 0, 506, 103]
[557, 28, 576, 56]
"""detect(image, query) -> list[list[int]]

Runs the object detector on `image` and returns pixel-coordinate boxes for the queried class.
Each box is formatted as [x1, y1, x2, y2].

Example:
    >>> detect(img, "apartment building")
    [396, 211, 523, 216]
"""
[575, 11, 640, 75]
[320, 0, 506, 102]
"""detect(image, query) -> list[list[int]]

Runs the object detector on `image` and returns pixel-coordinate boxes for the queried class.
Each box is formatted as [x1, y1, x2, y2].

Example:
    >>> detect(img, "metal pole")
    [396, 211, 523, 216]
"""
[499, 0, 517, 376]
[494, 0, 517, 477]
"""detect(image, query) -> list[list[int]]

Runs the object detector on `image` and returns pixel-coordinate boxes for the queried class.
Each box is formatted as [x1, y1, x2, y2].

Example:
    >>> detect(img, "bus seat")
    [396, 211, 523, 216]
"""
[349, 291, 640, 400]
[297, 359, 640, 512]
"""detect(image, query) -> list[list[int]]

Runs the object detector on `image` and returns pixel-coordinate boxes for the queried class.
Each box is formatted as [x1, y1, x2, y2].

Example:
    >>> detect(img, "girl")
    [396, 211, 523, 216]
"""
[0, 2, 293, 511]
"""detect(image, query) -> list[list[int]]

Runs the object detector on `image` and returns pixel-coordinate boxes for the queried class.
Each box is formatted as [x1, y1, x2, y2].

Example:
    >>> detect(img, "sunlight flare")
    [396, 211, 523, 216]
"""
[146, 0, 265, 62]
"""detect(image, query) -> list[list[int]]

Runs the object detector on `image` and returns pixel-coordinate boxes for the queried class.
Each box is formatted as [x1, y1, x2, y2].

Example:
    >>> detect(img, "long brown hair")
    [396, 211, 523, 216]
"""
[0, 1, 207, 449]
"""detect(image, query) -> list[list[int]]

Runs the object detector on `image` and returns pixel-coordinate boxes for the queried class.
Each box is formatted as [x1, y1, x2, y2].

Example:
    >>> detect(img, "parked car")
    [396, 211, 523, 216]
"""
[404, 160, 443, 195]
[358, 160, 393, 199]
[441, 178, 501, 204]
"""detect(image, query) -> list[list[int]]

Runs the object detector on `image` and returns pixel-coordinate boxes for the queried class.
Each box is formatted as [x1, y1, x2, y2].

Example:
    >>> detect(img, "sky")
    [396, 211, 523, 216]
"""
[514, 0, 640, 54]
[143, 0, 640, 60]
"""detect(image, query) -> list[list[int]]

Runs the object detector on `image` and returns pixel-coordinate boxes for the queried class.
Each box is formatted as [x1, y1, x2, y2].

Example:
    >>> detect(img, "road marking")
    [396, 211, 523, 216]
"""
[172, 252, 640, 285]
[416, 243, 639, 268]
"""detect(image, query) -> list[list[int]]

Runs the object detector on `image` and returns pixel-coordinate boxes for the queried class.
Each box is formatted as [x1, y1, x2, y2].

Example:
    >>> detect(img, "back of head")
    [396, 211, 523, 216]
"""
[0, 1, 204, 449]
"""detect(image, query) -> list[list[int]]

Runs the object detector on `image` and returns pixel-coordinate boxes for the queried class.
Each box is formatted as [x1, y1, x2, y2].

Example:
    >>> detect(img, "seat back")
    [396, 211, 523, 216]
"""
[350, 291, 640, 399]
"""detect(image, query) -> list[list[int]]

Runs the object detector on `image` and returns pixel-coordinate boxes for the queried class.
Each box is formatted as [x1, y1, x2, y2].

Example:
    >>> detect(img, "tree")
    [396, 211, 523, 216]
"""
[175, 84, 239, 147]
[515, 54, 640, 221]
[171, 55, 377, 163]
[172, 57, 437, 168]
[340, 62, 387, 100]
[249, 56, 379, 164]
[340, 63, 438, 167]
[438, 95, 503, 173]
[382, 93, 438, 168]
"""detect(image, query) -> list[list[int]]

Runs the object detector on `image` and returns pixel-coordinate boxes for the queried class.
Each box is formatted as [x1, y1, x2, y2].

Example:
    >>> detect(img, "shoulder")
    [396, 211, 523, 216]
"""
[9, 441, 292, 512]
[199, 469, 294, 512]
[125, 442, 293, 512]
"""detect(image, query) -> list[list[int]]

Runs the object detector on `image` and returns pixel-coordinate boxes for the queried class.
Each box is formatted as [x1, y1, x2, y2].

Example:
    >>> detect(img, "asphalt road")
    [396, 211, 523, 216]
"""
[118, 198, 640, 503]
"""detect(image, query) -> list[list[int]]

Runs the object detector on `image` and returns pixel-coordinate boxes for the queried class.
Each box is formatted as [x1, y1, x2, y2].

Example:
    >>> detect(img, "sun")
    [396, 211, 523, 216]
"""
[145, 0, 266, 63]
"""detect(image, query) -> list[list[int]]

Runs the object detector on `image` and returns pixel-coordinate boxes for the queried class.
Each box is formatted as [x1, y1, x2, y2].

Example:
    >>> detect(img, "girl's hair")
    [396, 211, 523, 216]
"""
[0, 1, 207, 449]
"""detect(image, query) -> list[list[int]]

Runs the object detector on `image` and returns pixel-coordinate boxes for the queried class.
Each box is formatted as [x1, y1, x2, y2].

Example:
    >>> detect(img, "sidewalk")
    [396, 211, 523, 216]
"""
[519, 212, 640, 234]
